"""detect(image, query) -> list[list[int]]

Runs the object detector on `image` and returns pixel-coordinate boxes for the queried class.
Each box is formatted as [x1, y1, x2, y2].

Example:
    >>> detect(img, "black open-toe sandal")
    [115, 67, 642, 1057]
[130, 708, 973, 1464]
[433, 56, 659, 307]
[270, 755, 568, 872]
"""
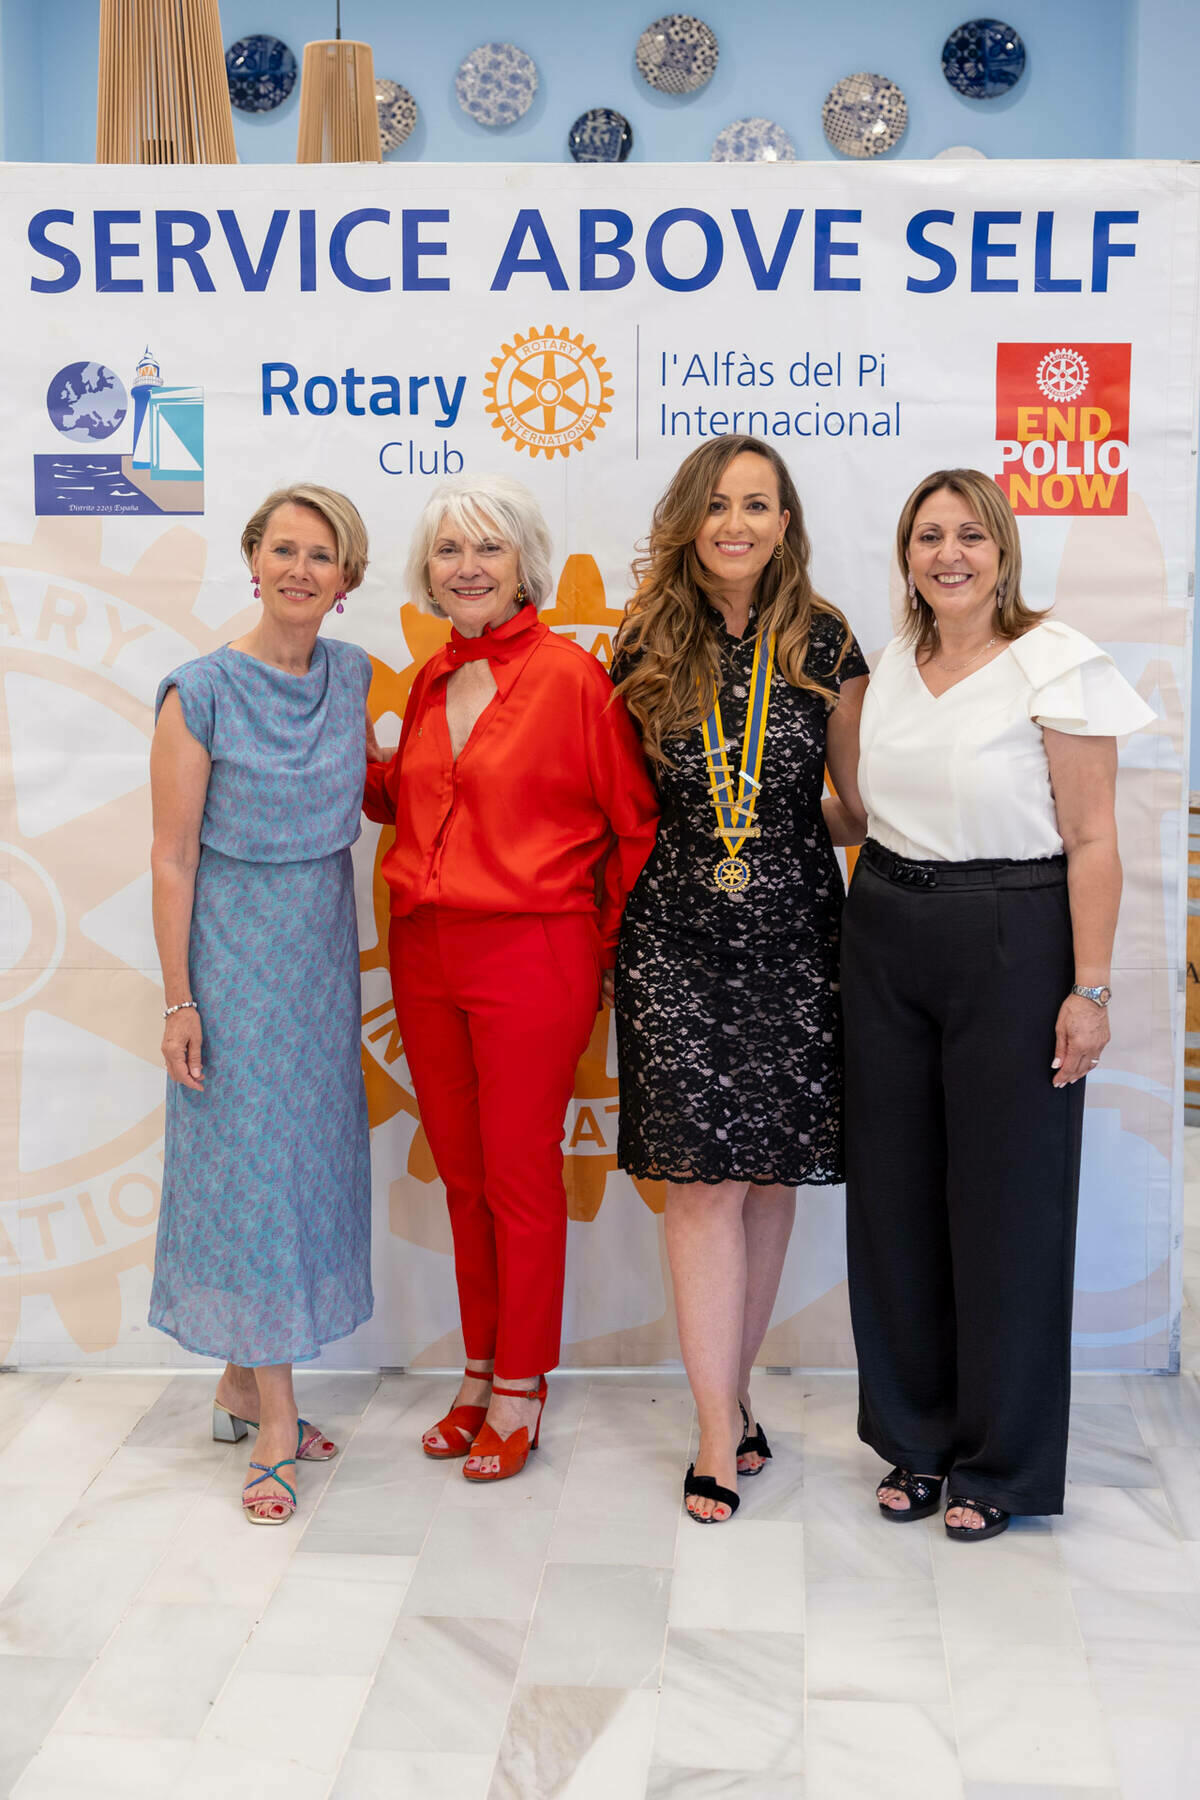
[684, 1463, 740, 1523]
[737, 1400, 772, 1477]
[876, 1466, 944, 1523]
[945, 1496, 1010, 1541]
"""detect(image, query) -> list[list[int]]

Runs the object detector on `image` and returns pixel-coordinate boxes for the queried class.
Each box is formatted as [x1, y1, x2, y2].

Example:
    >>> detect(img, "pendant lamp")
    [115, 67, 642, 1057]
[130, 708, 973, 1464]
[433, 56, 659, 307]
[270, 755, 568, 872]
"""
[96, 0, 237, 164]
[296, 3, 382, 163]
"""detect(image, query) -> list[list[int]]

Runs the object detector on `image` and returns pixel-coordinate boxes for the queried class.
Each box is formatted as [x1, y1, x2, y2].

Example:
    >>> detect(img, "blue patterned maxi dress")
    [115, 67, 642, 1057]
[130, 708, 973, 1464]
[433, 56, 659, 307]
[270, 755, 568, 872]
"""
[150, 638, 374, 1365]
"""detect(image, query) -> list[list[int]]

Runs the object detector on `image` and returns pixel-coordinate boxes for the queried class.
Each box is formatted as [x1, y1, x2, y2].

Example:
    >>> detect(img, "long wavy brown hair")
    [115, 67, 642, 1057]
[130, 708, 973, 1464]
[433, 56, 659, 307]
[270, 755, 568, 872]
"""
[614, 436, 849, 765]
[897, 468, 1043, 660]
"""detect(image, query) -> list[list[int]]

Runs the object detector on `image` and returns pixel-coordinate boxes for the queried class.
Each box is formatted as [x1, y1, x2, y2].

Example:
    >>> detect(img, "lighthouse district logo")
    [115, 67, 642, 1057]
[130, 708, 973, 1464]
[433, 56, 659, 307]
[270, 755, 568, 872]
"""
[994, 342, 1130, 516]
[34, 347, 204, 516]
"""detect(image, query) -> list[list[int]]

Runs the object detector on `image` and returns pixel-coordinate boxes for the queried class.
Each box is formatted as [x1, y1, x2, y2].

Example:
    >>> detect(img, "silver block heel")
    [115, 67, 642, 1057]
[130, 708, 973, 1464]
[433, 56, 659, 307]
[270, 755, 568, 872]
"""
[212, 1402, 249, 1444]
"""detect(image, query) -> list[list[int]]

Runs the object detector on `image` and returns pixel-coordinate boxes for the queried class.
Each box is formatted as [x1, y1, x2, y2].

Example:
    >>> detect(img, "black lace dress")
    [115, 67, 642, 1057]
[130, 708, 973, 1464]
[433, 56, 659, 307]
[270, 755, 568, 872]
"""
[614, 609, 868, 1186]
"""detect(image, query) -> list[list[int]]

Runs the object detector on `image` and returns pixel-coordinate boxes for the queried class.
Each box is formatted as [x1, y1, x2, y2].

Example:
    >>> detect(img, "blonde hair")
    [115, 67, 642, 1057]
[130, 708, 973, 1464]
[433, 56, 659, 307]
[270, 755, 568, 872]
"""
[897, 468, 1042, 656]
[614, 436, 850, 765]
[241, 484, 369, 590]
[406, 473, 554, 617]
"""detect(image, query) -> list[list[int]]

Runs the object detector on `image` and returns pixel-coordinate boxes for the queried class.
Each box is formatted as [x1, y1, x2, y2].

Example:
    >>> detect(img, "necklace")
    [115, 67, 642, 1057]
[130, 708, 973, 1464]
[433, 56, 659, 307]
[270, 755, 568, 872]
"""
[700, 633, 776, 898]
[931, 634, 998, 675]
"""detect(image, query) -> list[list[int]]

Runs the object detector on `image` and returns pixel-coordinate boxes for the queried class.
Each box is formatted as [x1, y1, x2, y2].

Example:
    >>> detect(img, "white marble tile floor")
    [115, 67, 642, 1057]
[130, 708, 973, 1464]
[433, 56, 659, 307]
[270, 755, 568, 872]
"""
[3, 1154, 1200, 1795]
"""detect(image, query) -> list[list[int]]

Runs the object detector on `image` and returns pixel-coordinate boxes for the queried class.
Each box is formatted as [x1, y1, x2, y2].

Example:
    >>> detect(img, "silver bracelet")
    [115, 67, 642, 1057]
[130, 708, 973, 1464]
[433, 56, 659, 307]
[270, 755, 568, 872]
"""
[163, 999, 199, 1019]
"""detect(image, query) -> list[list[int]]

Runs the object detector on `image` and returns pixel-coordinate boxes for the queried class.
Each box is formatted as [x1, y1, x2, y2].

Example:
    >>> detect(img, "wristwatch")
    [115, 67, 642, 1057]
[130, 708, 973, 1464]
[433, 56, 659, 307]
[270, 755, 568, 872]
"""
[1071, 984, 1112, 1008]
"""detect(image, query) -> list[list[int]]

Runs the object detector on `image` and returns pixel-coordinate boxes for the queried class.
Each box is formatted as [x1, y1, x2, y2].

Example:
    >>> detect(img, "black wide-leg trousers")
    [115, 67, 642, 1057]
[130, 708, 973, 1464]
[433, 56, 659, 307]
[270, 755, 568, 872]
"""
[841, 843, 1085, 1516]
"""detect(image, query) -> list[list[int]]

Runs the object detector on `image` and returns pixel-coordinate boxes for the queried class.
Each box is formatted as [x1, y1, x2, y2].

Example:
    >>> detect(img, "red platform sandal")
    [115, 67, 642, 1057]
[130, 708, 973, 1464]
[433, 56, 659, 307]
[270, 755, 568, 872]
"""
[422, 1367, 494, 1459]
[462, 1377, 548, 1483]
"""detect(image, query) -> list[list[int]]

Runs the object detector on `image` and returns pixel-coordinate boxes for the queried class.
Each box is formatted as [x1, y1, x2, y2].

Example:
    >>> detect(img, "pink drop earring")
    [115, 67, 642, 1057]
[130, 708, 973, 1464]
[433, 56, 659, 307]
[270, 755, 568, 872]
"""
[251, 574, 261, 600]
[335, 591, 346, 614]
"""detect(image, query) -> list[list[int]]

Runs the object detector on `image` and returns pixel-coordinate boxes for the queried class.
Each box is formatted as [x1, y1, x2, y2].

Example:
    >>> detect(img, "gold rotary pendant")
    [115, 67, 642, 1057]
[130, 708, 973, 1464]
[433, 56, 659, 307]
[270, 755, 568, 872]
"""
[714, 856, 752, 894]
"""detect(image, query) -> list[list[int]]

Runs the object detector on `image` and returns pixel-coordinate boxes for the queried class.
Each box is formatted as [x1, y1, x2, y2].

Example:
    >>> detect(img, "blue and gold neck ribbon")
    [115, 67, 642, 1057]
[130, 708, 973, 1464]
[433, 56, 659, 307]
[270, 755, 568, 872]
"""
[700, 632, 775, 896]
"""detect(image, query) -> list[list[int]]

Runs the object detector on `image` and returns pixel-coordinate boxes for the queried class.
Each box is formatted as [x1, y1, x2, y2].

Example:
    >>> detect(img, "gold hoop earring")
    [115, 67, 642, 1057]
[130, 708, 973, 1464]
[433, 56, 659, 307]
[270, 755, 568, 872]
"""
[772, 541, 784, 560]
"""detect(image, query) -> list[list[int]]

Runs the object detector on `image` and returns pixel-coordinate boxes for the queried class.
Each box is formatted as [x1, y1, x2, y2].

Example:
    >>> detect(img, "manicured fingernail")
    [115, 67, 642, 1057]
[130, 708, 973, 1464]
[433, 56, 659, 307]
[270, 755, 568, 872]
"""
[1051, 1058, 1062, 1068]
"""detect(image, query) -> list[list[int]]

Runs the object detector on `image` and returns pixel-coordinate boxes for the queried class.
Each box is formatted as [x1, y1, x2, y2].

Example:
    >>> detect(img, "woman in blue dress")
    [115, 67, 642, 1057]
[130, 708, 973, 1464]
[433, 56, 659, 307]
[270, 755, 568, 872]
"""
[149, 484, 374, 1524]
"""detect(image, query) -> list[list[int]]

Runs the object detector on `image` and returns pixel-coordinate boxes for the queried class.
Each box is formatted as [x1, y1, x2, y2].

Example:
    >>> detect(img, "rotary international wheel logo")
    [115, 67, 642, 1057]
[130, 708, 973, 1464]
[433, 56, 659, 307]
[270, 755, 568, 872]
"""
[484, 326, 614, 459]
[1035, 348, 1090, 403]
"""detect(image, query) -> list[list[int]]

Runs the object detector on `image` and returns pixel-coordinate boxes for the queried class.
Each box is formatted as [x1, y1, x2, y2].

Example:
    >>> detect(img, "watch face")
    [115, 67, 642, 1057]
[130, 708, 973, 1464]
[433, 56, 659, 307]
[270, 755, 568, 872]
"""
[1099, 986, 1112, 1004]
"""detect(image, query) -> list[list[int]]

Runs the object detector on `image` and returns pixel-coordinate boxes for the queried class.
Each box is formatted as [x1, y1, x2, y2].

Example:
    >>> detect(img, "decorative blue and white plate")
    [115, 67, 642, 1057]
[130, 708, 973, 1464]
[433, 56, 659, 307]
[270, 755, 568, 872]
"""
[225, 35, 297, 114]
[635, 14, 719, 95]
[822, 72, 908, 158]
[942, 19, 1026, 99]
[455, 42, 538, 127]
[711, 118, 795, 163]
[377, 78, 418, 152]
[569, 108, 634, 163]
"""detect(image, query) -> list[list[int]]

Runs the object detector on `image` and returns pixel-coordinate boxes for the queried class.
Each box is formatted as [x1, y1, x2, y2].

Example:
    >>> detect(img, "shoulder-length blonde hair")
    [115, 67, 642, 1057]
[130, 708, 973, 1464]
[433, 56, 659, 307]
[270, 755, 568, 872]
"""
[241, 484, 369, 590]
[614, 435, 850, 765]
[897, 468, 1042, 657]
[405, 473, 554, 617]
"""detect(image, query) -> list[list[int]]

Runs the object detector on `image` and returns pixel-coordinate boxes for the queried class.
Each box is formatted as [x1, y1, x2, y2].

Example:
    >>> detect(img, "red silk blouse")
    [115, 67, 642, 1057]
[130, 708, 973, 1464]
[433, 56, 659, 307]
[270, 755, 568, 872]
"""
[362, 606, 659, 963]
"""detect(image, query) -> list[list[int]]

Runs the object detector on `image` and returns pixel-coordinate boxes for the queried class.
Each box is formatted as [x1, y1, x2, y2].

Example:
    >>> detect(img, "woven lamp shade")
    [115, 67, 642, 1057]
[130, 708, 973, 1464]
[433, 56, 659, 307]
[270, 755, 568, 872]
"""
[96, 0, 237, 164]
[297, 40, 383, 162]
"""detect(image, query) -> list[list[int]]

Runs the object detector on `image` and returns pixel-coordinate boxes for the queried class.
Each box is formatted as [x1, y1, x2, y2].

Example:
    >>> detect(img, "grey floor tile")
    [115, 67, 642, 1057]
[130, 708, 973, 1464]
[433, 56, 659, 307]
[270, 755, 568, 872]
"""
[0, 1373, 66, 1440]
[489, 1686, 657, 1800]
[521, 1562, 669, 1689]
[352, 1616, 525, 1755]
[1151, 1446, 1200, 1538]
[964, 1786, 1119, 1799]
[806, 1579, 949, 1702]
[401, 1507, 557, 1621]
[1066, 1402, 1155, 1487]
[806, 1699, 961, 1798]
[0, 1654, 90, 1795]
[654, 1628, 804, 1772]
[332, 1749, 494, 1799]
[53, 1599, 259, 1738]
[1123, 1373, 1200, 1447]
[646, 1773, 805, 1798]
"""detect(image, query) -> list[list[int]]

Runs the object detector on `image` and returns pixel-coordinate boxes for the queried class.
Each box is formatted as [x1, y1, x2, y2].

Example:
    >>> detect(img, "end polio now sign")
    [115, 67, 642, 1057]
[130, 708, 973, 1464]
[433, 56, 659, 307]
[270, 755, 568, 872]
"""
[0, 158, 1195, 1371]
[995, 342, 1132, 515]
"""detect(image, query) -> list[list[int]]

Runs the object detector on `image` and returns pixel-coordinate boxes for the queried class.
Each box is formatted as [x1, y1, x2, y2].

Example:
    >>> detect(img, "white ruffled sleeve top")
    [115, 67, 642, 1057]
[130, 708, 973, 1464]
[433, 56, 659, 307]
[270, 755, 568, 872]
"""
[858, 618, 1157, 863]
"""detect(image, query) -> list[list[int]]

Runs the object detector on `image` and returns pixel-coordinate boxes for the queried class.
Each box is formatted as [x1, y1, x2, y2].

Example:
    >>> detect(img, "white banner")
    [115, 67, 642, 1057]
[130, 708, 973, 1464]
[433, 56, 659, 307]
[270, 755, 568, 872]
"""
[1, 159, 1196, 1371]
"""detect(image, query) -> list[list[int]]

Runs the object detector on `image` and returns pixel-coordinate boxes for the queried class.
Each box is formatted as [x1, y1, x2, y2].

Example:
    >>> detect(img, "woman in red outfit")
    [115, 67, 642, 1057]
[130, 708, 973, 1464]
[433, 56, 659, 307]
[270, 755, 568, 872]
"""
[364, 474, 658, 1480]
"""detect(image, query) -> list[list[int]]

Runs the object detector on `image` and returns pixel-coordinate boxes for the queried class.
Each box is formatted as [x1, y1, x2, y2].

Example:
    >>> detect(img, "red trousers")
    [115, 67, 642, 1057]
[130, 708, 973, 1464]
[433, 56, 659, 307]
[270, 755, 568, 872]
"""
[390, 909, 600, 1375]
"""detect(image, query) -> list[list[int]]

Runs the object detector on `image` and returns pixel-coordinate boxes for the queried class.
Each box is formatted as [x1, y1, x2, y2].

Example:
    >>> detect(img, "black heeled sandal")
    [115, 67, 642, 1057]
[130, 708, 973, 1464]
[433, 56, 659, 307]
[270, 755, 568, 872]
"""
[736, 1400, 772, 1476]
[945, 1496, 1010, 1541]
[876, 1466, 944, 1522]
[684, 1463, 739, 1523]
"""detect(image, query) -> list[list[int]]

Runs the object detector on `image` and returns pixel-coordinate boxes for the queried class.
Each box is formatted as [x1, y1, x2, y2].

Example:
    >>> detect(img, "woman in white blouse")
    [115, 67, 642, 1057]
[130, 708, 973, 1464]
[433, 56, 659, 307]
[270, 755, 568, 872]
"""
[842, 467, 1154, 1542]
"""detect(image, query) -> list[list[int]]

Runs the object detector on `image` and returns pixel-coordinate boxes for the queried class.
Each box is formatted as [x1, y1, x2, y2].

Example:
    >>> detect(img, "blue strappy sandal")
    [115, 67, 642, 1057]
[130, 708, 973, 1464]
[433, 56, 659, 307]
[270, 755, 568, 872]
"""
[241, 1457, 298, 1527]
[214, 1403, 338, 1462]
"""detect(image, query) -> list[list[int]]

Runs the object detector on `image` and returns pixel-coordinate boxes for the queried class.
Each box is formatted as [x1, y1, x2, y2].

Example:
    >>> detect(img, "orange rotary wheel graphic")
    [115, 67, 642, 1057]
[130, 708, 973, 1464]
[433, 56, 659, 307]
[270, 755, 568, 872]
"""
[0, 518, 256, 1359]
[484, 326, 614, 459]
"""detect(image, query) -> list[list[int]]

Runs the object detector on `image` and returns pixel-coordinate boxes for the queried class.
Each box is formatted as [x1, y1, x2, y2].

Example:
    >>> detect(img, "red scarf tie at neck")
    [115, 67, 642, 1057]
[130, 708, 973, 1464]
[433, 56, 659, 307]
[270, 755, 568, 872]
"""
[447, 603, 537, 664]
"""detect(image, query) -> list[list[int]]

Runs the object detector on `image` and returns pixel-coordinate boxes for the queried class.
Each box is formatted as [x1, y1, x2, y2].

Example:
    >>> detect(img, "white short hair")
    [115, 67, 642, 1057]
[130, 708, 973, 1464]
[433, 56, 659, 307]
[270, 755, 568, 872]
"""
[406, 474, 555, 615]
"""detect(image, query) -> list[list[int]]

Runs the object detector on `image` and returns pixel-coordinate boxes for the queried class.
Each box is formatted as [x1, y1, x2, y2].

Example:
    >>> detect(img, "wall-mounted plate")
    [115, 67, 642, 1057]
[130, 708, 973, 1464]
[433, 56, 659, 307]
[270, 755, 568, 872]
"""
[711, 118, 796, 163]
[225, 35, 297, 114]
[455, 42, 538, 127]
[635, 14, 719, 95]
[569, 108, 634, 163]
[377, 78, 418, 152]
[942, 19, 1026, 99]
[822, 72, 908, 158]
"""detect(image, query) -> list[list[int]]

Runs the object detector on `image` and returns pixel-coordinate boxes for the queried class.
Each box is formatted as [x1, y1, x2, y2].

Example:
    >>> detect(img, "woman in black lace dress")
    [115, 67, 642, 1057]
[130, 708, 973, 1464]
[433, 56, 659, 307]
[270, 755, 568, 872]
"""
[613, 436, 868, 1522]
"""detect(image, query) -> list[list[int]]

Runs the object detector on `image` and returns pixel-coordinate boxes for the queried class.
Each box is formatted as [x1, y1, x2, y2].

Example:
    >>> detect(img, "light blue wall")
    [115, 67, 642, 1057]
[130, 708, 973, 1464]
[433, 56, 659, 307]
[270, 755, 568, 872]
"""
[2, 0, 1136, 164]
[0, 0, 1196, 768]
